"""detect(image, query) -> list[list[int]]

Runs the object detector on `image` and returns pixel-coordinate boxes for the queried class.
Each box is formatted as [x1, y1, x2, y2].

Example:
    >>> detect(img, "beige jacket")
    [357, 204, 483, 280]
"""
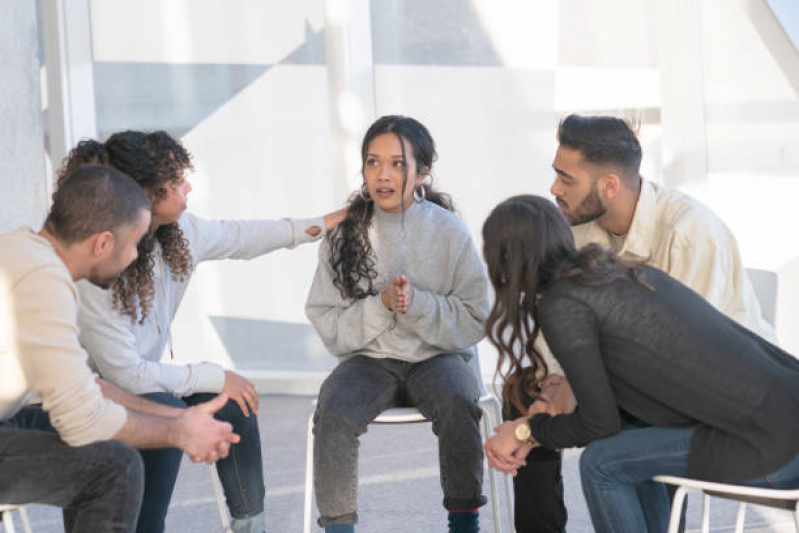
[0, 228, 126, 446]
[572, 180, 777, 343]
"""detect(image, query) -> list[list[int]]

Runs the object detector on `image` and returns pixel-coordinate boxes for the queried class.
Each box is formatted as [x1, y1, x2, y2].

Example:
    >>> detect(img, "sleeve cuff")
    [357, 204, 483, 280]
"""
[192, 362, 226, 394]
[402, 288, 433, 321]
[362, 292, 395, 324]
[289, 217, 326, 247]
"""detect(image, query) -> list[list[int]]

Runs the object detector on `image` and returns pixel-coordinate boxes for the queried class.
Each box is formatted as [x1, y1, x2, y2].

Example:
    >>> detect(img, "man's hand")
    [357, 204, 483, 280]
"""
[171, 393, 241, 464]
[381, 275, 414, 313]
[223, 370, 260, 417]
[483, 418, 536, 477]
[527, 375, 577, 418]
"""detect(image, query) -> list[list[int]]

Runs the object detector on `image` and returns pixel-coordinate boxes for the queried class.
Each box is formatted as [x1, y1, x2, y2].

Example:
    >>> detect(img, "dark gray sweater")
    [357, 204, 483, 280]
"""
[530, 265, 799, 483]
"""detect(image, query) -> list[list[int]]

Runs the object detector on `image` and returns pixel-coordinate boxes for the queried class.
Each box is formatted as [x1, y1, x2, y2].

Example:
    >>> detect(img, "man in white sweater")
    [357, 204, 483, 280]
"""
[0, 165, 239, 532]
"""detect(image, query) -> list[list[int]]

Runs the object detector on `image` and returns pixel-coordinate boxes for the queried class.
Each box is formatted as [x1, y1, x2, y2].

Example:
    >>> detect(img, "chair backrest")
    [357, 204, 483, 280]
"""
[745, 268, 778, 327]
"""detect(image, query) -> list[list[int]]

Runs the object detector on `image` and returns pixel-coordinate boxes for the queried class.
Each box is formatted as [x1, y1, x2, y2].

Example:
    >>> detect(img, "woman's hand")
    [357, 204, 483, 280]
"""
[306, 208, 349, 237]
[527, 374, 577, 418]
[323, 207, 349, 232]
[483, 418, 536, 476]
[381, 275, 414, 313]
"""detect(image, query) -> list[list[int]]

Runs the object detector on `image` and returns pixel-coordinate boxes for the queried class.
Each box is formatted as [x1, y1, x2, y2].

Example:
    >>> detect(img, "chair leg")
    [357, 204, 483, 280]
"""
[480, 409, 502, 533]
[303, 411, 315, 533]
[793, 500, 799, 533]
[209, 464, 231, 531]
[734, 502, 746, 533]
[2, 509, 17, 533]
[700, 493, 710, 533]
[18, 507, 31, 533]
[487, 396, 514, 522]
[480, 396, 514, 533]
[667, 487, 689, 533]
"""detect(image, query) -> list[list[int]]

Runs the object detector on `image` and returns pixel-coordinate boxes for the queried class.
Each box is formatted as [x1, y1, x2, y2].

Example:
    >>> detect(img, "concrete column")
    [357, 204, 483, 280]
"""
[0, 0, 48, 231]
[655, 0, 709, 189]
[324, 0, 376, 204]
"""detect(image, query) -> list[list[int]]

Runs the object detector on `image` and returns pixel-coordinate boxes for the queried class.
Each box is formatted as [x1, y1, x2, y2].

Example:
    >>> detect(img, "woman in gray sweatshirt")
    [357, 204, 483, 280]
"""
[306, 116, 490, 533]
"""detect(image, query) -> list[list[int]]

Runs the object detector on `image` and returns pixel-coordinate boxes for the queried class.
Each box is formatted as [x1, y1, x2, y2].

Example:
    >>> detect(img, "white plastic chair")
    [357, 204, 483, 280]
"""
[302, 351, 514, 533]
[654, 475, 799, 533]
[653, 268, 795, 533]
[208, 464, 232, 532]
[0, 504, 32, 533]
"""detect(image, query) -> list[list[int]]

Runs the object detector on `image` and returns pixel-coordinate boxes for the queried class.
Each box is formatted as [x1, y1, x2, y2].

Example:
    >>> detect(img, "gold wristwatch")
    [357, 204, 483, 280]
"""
[514, 418, 536, 445]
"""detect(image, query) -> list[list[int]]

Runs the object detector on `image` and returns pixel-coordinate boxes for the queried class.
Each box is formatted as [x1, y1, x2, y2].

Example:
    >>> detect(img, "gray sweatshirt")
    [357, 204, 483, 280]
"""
[305, 201, 489, 363]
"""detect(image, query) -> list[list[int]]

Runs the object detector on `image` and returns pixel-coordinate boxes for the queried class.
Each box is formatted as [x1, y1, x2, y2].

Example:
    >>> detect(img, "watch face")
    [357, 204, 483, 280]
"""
[515, 422, 531, 441]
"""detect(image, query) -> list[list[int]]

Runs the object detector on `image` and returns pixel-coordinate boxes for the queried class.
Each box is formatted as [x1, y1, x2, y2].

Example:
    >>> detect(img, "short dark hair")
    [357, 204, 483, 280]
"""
[557, 114, 642, 184]
[44, 164, 151, 244]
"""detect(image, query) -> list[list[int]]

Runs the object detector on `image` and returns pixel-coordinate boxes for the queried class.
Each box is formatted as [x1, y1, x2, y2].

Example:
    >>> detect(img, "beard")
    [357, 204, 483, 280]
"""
[88, 273, 119, 290]
[565, 181, 606, 226]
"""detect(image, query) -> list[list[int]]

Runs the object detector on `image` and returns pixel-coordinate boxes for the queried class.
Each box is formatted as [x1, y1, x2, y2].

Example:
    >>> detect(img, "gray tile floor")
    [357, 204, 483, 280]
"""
[4, 395, 797, 532]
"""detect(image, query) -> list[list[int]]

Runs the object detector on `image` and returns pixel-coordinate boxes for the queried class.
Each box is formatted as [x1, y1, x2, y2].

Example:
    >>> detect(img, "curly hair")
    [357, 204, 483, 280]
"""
[482, 195, 650, 415]
[55, 130, 194, 323]
[328, 115, 454, 301]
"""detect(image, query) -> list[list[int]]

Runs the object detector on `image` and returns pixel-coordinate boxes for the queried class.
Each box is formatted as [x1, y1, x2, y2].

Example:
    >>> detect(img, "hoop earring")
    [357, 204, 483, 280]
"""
[414, 184, 426, 203]
[360, 183, 372, 202]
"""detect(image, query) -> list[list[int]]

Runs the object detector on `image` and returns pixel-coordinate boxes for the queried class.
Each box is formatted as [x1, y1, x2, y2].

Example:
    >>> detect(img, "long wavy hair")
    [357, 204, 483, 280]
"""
[482, 195, 651, 414]
[56, 131, 194, 323]
[328, 115, 453, 300]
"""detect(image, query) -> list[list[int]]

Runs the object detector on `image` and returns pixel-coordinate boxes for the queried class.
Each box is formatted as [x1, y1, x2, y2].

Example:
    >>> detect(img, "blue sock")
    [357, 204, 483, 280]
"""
[325, 525, 354, 533]
[448, 510, 479, 533]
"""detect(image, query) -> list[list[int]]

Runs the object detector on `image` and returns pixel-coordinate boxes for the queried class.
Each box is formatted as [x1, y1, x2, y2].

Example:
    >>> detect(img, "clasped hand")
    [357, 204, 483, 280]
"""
[381, 275, 414, 313]
[484, 375, 577, 476]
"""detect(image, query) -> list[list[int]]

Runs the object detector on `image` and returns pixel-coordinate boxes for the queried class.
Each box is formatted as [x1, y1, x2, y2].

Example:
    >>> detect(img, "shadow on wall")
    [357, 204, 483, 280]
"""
[209, 315, 335, 372]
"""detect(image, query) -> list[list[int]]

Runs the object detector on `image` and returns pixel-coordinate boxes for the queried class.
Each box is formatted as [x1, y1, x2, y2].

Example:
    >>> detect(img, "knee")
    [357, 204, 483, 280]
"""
[98, 441, 145, 492]
[433, 389, 481, 423]
[580, 440, 615, 483]
[313, 400, 368, 440]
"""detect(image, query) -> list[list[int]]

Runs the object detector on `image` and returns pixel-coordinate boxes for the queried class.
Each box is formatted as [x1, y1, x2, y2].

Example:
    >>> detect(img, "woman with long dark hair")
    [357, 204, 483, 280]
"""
[306, 115, 489, 533]
[481, 194, 799, 533]
[58, 130, 346, 533]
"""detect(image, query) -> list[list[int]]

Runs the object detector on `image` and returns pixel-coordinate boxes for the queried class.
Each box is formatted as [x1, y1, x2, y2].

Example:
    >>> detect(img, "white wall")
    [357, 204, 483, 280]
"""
[81, 0, 799, 385]
[1, 1, 48, 232]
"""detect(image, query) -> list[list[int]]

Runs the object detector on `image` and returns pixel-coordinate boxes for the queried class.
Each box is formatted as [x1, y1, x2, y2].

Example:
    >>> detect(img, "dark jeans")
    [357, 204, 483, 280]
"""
[313, 354, 486, 527]
[0, 405, 144, 532]
[507, 399, 567, 533]
[136, 392, 265, 533]
[580, 425, 799, 533]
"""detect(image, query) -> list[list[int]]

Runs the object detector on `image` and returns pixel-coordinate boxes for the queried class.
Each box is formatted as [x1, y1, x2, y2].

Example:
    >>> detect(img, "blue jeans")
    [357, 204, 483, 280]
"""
[313, 354, 486, 527]
[136, 392, 265, 533]
[0, 405, 144, 532]
[580, 425, 799, 533]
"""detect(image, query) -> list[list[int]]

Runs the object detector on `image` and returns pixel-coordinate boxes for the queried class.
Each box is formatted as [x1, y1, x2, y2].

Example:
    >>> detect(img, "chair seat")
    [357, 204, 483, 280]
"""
[654, 474, 799, 533]
[373, 407, 427, 424]
[704, 490, 798, 511]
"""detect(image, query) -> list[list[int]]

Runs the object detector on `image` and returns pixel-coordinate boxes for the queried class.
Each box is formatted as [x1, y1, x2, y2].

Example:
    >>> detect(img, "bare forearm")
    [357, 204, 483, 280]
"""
[111, 410, 180, 449]
[98, 378, 182, 418]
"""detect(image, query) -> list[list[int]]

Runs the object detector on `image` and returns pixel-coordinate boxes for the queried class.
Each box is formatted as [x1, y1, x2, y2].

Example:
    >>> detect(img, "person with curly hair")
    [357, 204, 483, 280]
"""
[57, 130, 346, 533]
[1, 164, 240, 532]
[305, 115, 490, 533]
[481, 195, 799, 533]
